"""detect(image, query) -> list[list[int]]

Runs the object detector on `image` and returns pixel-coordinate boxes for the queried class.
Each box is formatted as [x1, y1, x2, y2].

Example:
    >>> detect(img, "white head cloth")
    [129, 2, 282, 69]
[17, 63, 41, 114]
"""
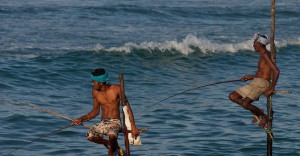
[253, 32, 270, 45]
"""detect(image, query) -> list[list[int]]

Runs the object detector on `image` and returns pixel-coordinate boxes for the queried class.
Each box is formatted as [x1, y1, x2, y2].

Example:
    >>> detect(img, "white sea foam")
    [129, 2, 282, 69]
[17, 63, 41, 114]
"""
[92, 34, 300, 55]
[92, 34, 251, 54]
[0, 53, 40, 62]
[2, 35, 299, 58]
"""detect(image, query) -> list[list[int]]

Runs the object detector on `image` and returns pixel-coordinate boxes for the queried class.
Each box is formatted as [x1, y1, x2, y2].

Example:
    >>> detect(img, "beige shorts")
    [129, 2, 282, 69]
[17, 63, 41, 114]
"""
[86, 118, 121, 138]
[235, 78, 270, 100]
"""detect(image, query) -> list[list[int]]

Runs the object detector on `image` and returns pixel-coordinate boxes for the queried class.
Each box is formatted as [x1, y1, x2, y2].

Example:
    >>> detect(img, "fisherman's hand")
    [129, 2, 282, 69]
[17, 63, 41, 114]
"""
[72, 118, 83, 126]
[241, 75, 253, 82]
[264, 89, 274, 97]
[131, 127, 140, 139]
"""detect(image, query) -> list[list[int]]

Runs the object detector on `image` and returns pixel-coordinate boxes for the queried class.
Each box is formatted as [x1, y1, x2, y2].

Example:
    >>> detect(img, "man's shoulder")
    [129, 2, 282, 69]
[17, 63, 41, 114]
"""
[108, 84, 121, 92]
[259, 49, 270, 55]
[109, 84, 120, 88]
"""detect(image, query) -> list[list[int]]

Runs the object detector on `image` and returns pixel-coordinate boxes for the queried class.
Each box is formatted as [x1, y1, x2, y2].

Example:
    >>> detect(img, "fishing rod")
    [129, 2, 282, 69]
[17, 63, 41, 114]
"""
[1, 100, 148, 142]
[0, 79, 257, 119]
[0, 100, 112, 152]
[137, 79, 291, 116]
[137, 79, 242, 116]
[1, 100, 150, 133]
[7, 124, 73, 155]
[1, 78, 289, 154]
[0, 100, 91, 129]
[1, 100, 147, 155]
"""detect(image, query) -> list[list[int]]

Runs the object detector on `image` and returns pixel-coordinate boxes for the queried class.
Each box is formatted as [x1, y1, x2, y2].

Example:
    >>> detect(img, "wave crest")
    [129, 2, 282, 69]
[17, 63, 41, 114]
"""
[93, 34, 299, 54]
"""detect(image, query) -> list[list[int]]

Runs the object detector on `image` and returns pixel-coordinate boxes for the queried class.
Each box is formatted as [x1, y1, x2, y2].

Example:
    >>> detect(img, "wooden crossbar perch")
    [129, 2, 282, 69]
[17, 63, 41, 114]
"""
[273, 90, 291, 94]
[125, 128, 149, 133]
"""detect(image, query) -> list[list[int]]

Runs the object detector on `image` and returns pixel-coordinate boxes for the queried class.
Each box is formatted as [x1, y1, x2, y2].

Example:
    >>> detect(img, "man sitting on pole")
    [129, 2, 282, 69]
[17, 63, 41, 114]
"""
[72, 68, 139, 156]
[229, 33, 280, 128]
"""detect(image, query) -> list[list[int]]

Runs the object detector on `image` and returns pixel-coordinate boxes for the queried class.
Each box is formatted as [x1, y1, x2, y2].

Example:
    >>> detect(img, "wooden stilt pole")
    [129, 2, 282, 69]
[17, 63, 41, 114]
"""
[268, 0, 276, 156]
[120, 73, 130, 156]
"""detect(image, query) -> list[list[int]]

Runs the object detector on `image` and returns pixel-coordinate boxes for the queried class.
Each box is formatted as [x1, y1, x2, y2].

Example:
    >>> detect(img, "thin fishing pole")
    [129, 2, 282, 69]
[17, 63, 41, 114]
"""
[137, 79, 241, 116]
[1, 99, 149, 134]
[1, 100, 112, 151]
[1, 79, 241, 119]
[7, 124, 73, 155]
[0, 100, 91, 129]
[0, 100, 72, 120]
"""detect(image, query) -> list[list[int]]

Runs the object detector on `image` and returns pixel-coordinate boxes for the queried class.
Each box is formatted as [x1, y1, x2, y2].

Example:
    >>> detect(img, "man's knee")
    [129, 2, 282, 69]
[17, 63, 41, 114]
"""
[229, 92, 238, 102]
[87, 136, 94, 142]
[87, 136, 103, 142]
[108, 134, 117, 141]
[229, 93, 234, 101]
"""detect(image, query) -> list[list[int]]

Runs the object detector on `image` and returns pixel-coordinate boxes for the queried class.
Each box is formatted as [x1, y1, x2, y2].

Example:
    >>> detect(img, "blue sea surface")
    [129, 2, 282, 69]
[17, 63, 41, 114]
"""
[1, 0, 300, 155]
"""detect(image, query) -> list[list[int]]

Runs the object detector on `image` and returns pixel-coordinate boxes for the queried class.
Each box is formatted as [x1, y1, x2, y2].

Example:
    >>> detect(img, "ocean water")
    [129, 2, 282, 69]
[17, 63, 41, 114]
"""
[1, 0, 300, 155]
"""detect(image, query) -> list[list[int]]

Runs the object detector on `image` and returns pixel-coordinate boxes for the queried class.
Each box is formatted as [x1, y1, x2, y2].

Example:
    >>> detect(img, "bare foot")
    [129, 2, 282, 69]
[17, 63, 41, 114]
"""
[251, 116, 258, 124]
[251, 109, 264, 124]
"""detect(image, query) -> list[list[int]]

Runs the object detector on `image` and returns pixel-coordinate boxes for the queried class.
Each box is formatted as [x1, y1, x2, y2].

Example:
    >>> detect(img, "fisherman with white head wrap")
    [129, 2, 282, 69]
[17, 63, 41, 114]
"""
[229, 32, 280, 129]
[253, 32, 270, 46]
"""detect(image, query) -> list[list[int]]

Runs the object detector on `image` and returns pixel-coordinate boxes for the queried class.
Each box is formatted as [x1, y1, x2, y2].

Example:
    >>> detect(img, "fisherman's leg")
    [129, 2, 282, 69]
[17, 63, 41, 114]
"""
[240, 97, 269, 127]
[86, 122, 110, 145]
[251, 109, 265, 124]
[229, 91, 244, 105]
[240, 98, 263, 115]
[230, 92, 264, 115]
[87, 136, 109, 145]
[108, 134, 118, 156]
[229, 91, 269, 127]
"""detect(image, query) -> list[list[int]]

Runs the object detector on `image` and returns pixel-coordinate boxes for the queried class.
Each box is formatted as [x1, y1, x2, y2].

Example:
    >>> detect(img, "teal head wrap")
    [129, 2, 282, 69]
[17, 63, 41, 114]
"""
[91, 72, 109, 83]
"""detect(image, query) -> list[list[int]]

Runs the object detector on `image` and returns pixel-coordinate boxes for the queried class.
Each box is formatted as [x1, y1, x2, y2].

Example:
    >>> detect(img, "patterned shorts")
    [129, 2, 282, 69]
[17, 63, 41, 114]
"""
[86, 119, 121, 139]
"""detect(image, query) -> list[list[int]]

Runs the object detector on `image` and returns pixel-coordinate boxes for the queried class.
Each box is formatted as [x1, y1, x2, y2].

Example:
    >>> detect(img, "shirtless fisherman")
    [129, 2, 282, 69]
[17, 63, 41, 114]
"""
[72, 68, 139, 156]
[229, 33, 280, 128]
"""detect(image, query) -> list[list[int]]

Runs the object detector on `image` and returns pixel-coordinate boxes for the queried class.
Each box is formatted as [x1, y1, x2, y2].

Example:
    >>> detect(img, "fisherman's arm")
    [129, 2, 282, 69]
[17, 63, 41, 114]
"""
[72, 91, 100, 125]
[125, 99, 139, 138]
[262, 53, 280, 96]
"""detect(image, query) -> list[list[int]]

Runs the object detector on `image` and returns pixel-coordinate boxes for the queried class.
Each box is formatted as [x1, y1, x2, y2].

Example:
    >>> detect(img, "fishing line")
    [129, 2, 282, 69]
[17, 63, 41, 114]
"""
[7, 124, 73, 155]
[1, 79, 241, 119]
[0, 100, 91, 129]
[1, 100, 150, 133]
[137, 79, 242, 116]
[1, 79, 242, 151]
[1, 100, 113, 152]
[0, 100, 72, 120]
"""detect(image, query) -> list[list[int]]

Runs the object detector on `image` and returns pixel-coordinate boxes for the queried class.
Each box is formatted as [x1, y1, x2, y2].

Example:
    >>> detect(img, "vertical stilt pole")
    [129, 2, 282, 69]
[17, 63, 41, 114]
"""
[120, 73, 130, 156]
[266, 98, 273, 156]
[268, 0, 276, 156]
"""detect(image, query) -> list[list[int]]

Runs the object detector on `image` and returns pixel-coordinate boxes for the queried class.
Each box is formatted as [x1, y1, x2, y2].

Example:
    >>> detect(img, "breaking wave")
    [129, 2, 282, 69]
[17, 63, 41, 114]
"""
[92, 34, 300, 54]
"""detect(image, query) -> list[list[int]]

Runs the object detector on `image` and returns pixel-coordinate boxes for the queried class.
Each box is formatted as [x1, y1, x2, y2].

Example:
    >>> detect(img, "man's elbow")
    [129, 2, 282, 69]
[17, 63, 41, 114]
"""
[275, 69, 280, 76]
[91, 111, 99, 119]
